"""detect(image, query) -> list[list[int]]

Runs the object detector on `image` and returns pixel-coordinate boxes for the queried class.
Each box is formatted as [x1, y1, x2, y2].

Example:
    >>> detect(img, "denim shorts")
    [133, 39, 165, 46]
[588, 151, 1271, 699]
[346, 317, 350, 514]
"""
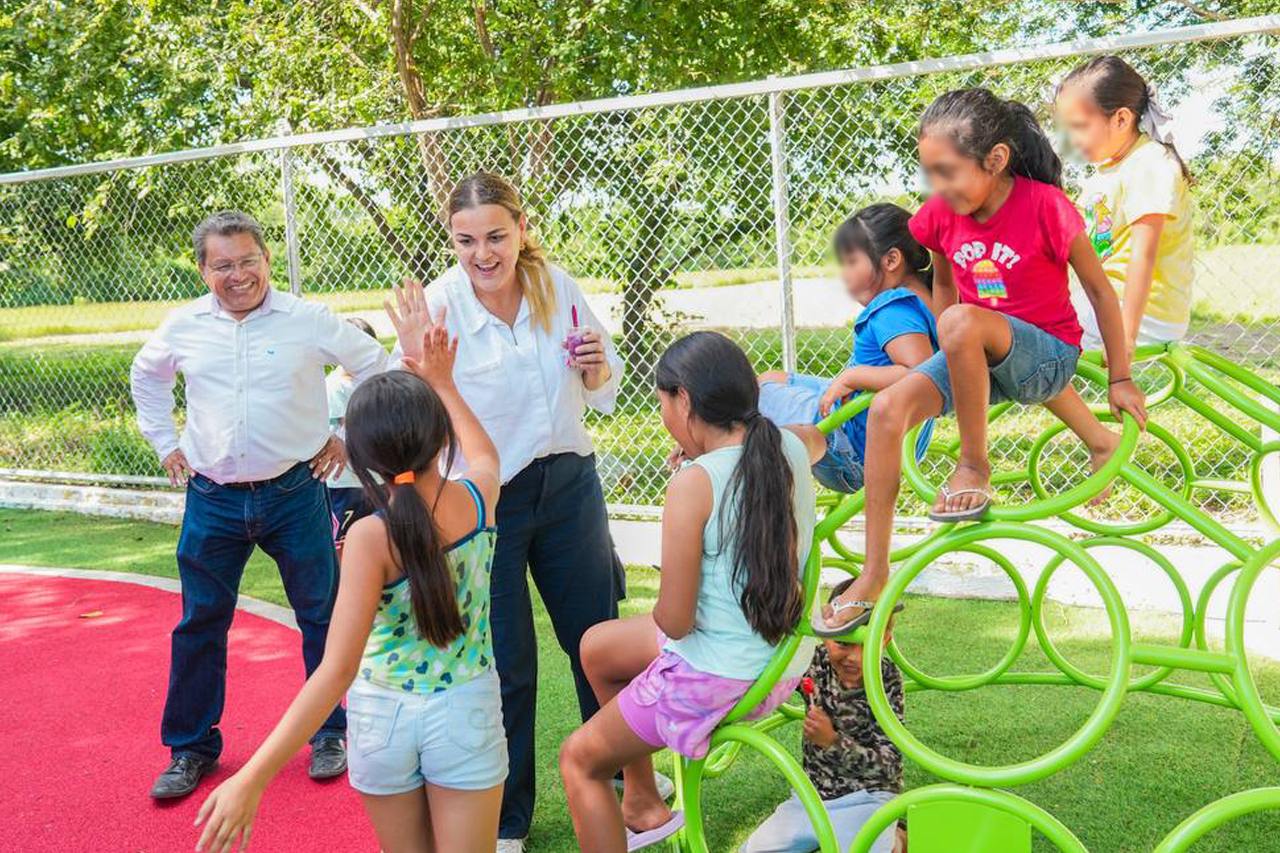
[758, 376, 865, 493]
[346, 668, 507, 795]
[913, 313, 1081, 416]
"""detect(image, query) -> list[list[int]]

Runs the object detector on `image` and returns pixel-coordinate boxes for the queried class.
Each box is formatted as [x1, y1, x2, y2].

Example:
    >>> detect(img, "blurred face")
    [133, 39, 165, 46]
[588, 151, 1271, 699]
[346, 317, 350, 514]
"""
[838, 248, 878, 304]
[839, 247, 904, 304]
[1056, 84, 1136, 164]
[449, 204, 527, 295]
[199, 232, 270, 320]
[918, 132, 1010, 217]
[658, 386, 700, 457]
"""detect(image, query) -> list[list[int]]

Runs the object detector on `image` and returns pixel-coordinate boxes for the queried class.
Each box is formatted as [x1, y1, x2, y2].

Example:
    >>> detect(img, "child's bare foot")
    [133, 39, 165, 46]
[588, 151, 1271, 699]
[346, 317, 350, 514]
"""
[1086, 429, 1122, 507]
[930, 461, 992, 521]
[622, 798, 674, 833]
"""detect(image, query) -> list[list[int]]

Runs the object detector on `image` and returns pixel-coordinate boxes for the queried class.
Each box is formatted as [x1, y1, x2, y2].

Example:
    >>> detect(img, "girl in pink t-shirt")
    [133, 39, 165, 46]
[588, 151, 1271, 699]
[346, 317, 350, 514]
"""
[815, 88, 1146, 638]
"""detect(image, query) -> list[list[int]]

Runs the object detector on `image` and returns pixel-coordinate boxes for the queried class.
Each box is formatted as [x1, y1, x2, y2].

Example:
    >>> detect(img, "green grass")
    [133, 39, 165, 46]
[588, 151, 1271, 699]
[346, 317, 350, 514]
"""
[3, 507, 1280, 850]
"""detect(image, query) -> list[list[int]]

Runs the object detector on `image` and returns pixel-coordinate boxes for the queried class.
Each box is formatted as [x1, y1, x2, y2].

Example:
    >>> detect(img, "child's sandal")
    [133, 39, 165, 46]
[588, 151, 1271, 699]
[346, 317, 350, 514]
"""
[810, 599, 897, 639]
[626, 811, 685, 851]
[928, 486, 994, 523]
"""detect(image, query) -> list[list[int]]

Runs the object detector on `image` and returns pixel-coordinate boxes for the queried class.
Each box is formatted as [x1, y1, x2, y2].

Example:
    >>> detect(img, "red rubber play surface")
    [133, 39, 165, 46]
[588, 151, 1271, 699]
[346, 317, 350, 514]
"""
[0, 571, 375, 851]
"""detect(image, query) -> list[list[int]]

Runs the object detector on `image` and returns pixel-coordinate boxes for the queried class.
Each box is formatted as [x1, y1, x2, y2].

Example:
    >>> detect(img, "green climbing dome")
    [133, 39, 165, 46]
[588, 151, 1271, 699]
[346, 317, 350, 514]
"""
[667, 342, 1280, 853]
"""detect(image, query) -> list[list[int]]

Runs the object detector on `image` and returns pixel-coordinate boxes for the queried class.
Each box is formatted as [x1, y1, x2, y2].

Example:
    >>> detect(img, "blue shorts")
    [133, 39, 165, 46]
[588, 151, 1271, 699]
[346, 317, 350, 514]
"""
[329, 486, 372, 543]
[913, 313, 1081, 416]
[346, 669, 507, 795]
[759, 376, 864, 493]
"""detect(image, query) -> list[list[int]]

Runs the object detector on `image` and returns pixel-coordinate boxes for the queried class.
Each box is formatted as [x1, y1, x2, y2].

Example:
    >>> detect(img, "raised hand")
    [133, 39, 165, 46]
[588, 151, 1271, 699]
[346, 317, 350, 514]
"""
[403, 325, 459, 390]
[384, 278, 441, 363]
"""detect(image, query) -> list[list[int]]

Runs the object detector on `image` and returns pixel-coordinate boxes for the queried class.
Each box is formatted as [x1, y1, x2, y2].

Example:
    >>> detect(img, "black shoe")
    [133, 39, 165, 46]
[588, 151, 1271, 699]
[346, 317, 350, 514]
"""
[309, 736, 347, 780]
[150, 754, 217, 800]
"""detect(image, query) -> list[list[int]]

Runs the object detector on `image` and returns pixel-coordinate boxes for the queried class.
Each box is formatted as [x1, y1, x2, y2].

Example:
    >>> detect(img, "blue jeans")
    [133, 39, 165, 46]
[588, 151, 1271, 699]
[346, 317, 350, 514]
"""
[162, 462, 345, 759]
[913, 313, 1081, 416]
[742, 789, 897, 853]
[759, 376, 865, 493]
[492, 452, 624, 839]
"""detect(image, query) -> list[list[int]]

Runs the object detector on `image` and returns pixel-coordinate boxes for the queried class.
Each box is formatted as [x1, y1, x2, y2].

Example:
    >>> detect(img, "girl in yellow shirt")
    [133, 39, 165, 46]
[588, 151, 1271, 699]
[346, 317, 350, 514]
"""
[1056, 55, 1194, 359]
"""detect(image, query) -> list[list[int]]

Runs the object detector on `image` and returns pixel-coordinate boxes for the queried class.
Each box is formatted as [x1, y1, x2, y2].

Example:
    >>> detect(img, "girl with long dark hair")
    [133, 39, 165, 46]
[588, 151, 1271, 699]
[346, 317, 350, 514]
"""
[193, 320, 506, 853]
[559, 331, 823, 852]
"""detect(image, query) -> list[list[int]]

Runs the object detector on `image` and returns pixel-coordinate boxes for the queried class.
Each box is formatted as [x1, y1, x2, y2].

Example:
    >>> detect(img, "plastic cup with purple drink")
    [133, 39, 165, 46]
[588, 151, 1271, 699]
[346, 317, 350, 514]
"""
[564, 304, 589, 367]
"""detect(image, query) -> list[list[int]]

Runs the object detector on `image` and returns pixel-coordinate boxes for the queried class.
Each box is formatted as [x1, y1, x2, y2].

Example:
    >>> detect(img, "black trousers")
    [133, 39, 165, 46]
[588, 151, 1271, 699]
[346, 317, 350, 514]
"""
[491, 452, 624, 839]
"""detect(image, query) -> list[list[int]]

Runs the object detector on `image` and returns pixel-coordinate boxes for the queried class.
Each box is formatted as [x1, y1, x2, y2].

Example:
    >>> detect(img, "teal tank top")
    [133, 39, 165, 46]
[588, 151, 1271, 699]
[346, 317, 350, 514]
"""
[358, 479, 497, 694]
[663, 428, 818, 680]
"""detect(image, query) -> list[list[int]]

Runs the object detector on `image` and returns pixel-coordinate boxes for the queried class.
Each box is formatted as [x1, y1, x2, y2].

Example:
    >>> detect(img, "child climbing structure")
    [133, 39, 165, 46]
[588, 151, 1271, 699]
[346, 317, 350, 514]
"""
[668, 342, 1280, 853]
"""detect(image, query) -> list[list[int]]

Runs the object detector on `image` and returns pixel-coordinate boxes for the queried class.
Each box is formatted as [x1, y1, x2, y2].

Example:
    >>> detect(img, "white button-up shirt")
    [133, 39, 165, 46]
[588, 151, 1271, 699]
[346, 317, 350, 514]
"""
[399, 263, 622, 484]
[131, 289, 388, 485]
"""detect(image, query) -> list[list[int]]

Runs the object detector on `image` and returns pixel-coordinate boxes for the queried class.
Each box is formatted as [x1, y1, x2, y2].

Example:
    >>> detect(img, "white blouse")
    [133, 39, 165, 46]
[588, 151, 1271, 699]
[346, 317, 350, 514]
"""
[400, 263, 622, 484]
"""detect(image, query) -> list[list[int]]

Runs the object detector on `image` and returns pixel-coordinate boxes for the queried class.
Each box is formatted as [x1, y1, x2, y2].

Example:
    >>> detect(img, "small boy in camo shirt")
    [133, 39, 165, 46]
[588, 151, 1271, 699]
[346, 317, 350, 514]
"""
[742, 579, 905, 853]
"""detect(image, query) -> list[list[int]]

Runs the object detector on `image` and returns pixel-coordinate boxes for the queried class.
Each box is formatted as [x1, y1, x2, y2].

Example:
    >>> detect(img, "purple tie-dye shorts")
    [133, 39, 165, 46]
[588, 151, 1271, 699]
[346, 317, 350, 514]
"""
[615, 632, 799, 760]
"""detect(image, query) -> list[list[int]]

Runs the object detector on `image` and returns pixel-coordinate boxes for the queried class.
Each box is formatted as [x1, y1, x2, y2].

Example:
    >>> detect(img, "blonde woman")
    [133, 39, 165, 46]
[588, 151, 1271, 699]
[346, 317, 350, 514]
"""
[390, 172, 629, 851]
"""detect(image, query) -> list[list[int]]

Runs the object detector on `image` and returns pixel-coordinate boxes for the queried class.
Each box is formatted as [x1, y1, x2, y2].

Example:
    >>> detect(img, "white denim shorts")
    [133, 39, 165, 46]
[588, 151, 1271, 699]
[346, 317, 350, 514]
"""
[346, 668, 507, 795]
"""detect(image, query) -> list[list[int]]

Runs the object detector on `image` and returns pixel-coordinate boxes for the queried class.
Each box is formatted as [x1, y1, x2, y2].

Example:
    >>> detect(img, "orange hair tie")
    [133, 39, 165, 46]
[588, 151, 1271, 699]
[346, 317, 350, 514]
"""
[393, 471, 416, 485]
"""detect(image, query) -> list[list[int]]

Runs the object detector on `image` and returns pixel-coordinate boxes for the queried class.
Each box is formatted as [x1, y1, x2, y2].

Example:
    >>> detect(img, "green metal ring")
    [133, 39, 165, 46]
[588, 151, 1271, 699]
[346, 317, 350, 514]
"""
[890, 544, 1032, 692]
[1035, 537, 1193, 692]
[678, 724, 841, 853]
[862, 522, 1131, 787]
[1028, 418, 1193, 537]
[903, 416, 1139, 524]
[1248, 440, 1280, 535]
[1193, 560, 1246, 706]
[1225, 538, 1280, 760]
[1154, 787, 1280, 852]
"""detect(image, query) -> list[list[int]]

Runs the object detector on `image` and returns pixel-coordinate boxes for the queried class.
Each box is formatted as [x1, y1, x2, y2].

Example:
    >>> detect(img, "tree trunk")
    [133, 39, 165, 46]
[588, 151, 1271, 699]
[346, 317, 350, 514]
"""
[312, 149, 420, 276]
[391, 0, 452, 215]
[621, 199, 672, 383]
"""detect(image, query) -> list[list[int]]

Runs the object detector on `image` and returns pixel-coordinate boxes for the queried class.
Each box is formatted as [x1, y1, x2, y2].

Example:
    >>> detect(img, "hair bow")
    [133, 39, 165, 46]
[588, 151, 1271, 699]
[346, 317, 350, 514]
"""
[1139, 82, 1176, 146]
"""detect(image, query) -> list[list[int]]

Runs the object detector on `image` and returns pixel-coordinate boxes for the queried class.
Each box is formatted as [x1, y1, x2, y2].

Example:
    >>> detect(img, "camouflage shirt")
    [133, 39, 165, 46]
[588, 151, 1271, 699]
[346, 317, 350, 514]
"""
[802, 645, 904, 800]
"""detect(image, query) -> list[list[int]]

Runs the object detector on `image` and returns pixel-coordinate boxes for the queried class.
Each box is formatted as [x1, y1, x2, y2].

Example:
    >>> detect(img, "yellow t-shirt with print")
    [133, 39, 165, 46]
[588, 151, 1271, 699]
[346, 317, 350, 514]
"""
[1078, 134, 1193, 325]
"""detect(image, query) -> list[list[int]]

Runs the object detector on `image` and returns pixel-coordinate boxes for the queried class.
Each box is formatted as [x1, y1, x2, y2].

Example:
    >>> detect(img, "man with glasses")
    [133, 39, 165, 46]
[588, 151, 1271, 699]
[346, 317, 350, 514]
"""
[131, 210, 388, 800]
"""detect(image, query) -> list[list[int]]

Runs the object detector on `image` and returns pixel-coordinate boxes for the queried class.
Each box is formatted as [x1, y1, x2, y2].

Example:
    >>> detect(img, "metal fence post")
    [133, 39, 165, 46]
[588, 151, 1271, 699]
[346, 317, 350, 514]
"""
[277, 118, 302, 296]
[768, 88, 797, 373]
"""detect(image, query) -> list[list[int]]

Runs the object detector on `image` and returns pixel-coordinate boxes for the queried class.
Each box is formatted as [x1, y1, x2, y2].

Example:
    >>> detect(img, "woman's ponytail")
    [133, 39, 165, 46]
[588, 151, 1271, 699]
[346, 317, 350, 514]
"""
[345, 371, 465, 648]
[655, 332, 804, 646]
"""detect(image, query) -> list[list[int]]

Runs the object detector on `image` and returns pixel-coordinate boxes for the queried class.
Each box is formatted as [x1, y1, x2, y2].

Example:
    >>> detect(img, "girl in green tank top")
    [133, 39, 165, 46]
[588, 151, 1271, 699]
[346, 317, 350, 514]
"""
[193, 305, 506, 852]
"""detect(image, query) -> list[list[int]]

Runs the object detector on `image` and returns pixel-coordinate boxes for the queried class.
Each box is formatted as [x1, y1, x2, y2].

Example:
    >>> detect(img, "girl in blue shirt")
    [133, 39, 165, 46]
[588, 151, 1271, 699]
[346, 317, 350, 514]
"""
[759, 203, 940, 493]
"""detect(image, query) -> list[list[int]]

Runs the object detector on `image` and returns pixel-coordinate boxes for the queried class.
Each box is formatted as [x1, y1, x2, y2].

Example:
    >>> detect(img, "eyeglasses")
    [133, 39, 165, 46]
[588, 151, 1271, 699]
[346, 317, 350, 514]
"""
[207, 255, 264, 276]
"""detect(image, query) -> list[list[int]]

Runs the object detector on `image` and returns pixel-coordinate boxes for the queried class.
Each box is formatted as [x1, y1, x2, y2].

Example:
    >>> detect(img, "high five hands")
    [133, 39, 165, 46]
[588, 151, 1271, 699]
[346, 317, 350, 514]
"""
[384, 278, 448, 367]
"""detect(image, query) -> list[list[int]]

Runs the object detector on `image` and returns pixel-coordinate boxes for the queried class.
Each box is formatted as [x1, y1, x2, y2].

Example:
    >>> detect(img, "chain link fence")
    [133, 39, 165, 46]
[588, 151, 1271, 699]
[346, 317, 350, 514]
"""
[2, 18, 1278, 524]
